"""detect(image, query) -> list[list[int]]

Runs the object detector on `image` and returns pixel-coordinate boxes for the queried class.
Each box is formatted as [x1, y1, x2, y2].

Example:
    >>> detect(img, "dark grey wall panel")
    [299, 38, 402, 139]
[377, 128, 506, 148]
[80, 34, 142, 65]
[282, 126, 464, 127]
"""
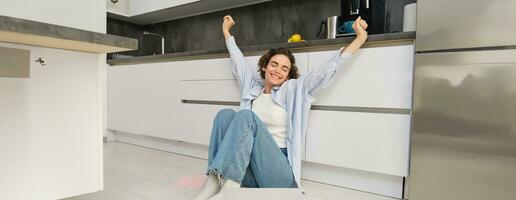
[108, 0, 340, 57]
[107, 0, 412, 57]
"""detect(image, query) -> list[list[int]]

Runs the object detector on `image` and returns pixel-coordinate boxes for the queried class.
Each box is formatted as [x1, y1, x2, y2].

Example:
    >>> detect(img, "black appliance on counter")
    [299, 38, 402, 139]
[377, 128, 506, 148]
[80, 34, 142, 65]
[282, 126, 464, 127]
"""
[317, 0, 414, 39]
[317, 0, 381, 39]
[340, 0, 388, 35]
[341, 0, 374, 31]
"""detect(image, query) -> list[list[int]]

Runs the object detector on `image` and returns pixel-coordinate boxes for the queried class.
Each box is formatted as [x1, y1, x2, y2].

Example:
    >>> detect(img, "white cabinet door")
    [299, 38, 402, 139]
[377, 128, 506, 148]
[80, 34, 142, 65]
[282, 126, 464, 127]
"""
[1, 0, 105, 32]
[130, 0, 201, 16]
[108, 62, 182, 140]
[308, 45, 414, 109]
[180, 103, 239, 145]
[305, 110, 411, 177]
[140, 62, 182, 140]
[181, 57, 233, 81]
[181, 80, 241, 102]
[0, 43, 102, 199]
[107, 65, 144, 134]
[107, 0, 129, 16]
[293, 52, 309, 75]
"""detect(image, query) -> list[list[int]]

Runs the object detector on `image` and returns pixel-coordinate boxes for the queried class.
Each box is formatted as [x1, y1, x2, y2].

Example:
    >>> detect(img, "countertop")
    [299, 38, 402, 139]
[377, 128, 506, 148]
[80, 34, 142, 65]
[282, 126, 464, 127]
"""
[0, 15, 138, 53]
[107, 31, 415, 66]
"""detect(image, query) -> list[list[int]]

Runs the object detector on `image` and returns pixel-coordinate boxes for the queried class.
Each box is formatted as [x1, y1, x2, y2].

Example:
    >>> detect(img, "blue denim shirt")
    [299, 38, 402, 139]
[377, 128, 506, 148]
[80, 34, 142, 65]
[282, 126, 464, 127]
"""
[226, 36, 352, 187]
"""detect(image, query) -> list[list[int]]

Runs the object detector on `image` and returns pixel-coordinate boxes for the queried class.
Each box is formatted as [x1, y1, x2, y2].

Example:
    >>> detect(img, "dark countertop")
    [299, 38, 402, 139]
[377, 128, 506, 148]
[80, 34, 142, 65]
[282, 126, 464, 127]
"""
[107, 31, 415, 66]
[0, 15, 138, 53]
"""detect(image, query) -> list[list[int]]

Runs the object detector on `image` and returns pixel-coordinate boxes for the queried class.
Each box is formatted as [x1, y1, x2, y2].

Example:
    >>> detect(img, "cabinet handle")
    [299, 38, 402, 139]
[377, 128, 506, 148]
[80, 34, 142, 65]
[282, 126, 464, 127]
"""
[35, 57, 46, 66]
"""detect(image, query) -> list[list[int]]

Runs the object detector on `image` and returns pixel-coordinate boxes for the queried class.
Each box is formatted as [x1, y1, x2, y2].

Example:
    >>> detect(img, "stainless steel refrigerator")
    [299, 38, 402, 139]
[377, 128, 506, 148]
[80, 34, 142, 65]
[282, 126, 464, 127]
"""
[408, 0, 516, 199]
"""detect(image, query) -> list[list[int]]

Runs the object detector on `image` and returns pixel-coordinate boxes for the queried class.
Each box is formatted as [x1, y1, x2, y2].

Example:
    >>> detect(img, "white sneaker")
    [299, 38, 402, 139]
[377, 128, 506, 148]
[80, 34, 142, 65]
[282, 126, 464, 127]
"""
[206, 179, 240, 200]
[192, 174, 221, 200]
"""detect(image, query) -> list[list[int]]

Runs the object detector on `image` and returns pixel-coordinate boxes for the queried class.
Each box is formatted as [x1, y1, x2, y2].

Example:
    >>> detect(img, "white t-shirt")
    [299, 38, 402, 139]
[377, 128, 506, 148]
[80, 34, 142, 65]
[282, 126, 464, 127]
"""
[251, 92, 288, 148]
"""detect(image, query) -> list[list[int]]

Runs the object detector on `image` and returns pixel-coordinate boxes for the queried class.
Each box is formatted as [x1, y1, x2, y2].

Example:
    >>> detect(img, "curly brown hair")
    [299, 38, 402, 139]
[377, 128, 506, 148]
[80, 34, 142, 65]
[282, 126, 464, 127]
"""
[258, 48, 299, 80]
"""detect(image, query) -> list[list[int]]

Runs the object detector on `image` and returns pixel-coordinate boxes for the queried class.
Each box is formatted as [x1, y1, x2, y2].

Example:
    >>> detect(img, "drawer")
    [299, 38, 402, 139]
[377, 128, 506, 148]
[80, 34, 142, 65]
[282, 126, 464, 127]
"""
[180, 53, 309, 81]
[305, 110, 410, 176]
[180, 80, 241, 102]
[179, 53, 309, 102]
[180, 57, 233, 80]
[308, 45, 414, 109]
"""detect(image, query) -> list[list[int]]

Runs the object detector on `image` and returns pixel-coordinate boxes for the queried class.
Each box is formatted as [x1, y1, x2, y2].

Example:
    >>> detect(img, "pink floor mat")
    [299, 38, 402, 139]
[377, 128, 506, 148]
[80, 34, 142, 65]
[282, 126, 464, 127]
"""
[173, 175, 207, 189]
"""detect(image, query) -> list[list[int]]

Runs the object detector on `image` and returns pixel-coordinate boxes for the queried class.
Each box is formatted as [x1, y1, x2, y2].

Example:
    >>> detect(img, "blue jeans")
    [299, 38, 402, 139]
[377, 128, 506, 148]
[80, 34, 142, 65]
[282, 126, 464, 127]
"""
[207, 109, 294, 188]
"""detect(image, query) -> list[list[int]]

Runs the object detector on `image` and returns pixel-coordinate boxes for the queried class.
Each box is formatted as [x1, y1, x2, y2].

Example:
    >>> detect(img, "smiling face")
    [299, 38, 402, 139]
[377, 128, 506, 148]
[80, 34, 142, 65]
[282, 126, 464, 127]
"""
[262, 54, 292, 87]
[257, 48, 299, 91]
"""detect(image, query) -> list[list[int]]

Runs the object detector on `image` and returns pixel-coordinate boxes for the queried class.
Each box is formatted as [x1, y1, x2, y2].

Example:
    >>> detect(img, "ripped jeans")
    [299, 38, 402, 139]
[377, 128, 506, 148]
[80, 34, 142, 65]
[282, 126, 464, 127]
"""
[206, 109, 294, 188]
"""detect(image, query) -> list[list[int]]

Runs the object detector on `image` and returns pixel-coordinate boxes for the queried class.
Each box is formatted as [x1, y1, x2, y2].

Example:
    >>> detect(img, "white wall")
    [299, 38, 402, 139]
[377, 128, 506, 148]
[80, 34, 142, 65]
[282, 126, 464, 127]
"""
[0, 0, 106, 33]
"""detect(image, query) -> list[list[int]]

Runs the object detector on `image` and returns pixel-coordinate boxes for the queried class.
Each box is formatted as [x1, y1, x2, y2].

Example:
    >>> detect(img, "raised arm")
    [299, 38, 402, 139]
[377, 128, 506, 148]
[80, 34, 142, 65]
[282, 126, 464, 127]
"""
[301, 17, 368, 98]
[222, 15, 257, 95]
[342, 16, 368, 54]
[222, 15, 234, 40]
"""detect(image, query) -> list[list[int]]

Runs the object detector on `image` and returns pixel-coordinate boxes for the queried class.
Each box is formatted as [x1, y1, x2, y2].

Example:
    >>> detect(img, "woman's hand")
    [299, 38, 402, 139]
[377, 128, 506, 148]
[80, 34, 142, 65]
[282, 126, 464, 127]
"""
[353, 16, 368, 40]
[222, 15, 235, 39]
[342, 17, 368, 54]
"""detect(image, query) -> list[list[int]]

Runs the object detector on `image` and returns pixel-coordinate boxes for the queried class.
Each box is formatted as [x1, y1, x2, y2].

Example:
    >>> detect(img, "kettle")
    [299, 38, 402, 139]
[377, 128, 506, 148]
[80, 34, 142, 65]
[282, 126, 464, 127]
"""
[316, 16, 338, 39]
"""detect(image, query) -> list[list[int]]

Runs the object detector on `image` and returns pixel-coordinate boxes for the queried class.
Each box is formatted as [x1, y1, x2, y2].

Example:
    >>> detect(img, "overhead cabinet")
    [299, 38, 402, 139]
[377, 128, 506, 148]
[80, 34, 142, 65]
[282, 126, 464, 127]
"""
[108, 0, 273, 24]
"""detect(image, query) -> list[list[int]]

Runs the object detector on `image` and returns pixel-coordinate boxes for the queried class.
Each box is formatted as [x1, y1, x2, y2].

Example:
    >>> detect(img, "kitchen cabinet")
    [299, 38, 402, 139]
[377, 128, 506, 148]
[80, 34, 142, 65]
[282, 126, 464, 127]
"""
[140, 62, 182, 140]
[180, 57, 234, 81]
[303, 45, 413, 177]
[308, 45, 414, 109]
[107, 62, 182, 141]
[305, 110, 411, 177]
[107, 0, 130, 16]
[175, 53, 307, 145]
[0, 1, 129, 199]
[107, 65, 144, 134]
[110, 0, 272, 24]
[181, 80, 241, 102]
[0, 0, 105, 33]
[179, 104, 240, 145]
[129, 0, 202, 16]
[0, 42, 102, 199]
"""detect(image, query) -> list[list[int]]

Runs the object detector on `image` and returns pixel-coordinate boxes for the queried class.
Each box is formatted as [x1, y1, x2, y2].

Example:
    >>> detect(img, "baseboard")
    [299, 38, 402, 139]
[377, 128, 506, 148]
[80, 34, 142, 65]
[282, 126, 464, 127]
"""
[112, 131, 403, 198]
[301, 161, 403, 198]
[113, 130, 209, 159]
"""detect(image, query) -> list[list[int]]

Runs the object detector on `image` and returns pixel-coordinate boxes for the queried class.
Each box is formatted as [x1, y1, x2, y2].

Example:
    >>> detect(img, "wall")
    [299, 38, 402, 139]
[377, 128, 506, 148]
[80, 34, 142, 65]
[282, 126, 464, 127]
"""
[107, 17, 151, 57]
[107, 0, 415, 57]
[108, 0, 341, 57]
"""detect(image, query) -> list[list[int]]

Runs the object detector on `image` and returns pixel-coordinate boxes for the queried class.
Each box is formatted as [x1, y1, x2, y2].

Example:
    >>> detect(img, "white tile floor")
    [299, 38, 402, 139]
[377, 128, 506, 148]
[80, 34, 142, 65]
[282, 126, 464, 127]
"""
[64, 141, 398, 200]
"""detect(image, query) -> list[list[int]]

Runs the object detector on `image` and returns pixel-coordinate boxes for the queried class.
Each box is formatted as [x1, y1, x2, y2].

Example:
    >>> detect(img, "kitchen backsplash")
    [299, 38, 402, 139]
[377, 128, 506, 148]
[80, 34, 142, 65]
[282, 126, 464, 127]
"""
[108, 0, 414, 58]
